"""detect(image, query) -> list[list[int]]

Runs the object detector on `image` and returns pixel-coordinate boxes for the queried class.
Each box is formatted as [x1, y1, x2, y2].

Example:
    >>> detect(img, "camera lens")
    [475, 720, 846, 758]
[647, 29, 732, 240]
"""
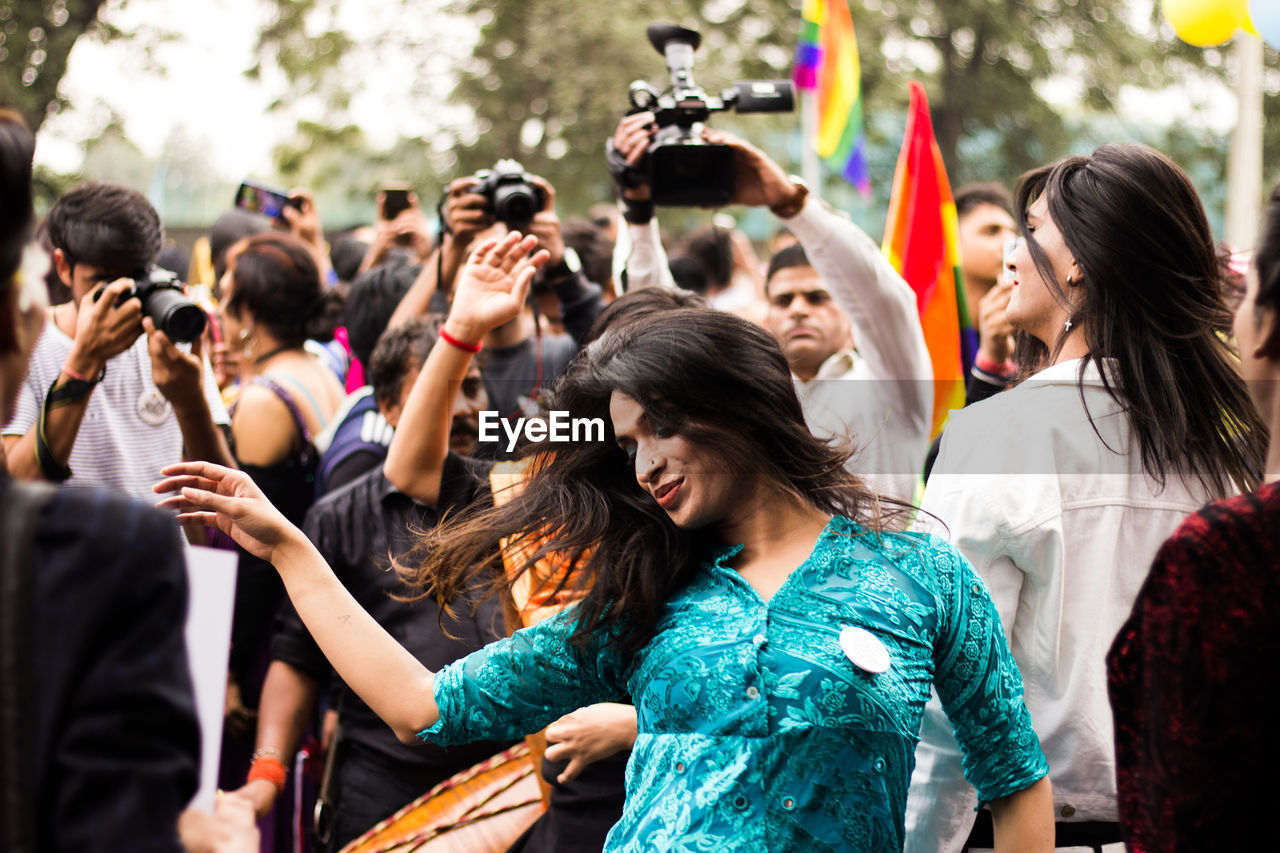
[494, 185, 538, 230]
[144, 285, 207, 343]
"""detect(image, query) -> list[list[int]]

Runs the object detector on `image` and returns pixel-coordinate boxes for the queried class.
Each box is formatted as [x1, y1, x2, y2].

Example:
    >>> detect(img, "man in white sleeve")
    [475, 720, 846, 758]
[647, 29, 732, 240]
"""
[608, 114, 932, 504]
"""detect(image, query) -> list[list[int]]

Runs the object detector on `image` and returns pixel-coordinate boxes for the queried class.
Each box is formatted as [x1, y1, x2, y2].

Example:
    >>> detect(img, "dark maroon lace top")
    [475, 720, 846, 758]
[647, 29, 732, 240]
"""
[1107, 480, 1280, 852]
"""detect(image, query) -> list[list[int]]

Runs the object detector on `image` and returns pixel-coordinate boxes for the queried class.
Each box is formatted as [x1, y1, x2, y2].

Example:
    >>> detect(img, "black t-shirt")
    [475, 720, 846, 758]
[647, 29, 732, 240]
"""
[272, 452, 508, 772]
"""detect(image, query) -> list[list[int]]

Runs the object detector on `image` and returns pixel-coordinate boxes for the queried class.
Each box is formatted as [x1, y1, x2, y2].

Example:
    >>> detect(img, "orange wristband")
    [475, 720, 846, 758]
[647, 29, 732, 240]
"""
[247, 755, 288, 789]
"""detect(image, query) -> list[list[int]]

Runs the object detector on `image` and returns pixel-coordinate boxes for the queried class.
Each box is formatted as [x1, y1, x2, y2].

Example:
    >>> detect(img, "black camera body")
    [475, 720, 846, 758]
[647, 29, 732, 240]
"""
[629, 23, 794, 207]
[95, 266, 207, 343]
[473, 160, 546, 230]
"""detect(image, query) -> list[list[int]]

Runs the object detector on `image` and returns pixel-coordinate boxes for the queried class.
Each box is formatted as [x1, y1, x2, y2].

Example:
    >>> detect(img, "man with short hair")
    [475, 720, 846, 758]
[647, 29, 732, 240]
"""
[2, 182, 233, 500]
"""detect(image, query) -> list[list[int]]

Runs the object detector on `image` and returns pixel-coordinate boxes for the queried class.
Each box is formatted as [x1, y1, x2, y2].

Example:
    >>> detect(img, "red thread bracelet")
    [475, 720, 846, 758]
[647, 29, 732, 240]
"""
[440, 328, 483, 354]
[247, 755, 288, 789]
[973, 353, 1016, 377]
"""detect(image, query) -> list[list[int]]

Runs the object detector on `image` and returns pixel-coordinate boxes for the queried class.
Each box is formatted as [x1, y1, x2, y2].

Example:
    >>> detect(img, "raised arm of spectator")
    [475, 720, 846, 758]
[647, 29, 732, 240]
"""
[528, 176, 606, 345]
[282, 188, 335, 284]
[386, 178, 495, 330]
[607, 112, 676, 292]
[710, 129, 933, 420]
[384, 232, 549, 504]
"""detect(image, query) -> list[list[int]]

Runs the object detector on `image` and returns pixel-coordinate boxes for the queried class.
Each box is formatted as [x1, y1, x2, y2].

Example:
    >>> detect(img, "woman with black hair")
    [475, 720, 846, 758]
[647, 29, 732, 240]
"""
[158, 230, 1053, 851]
[905, 143, 1267, 853]
[1105, 181, 1280, 850]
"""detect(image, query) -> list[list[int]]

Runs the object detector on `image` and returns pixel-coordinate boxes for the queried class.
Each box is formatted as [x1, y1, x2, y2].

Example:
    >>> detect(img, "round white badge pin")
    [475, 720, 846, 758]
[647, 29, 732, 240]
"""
[136, 388, 172, 426]
[840, 625, 891, 674]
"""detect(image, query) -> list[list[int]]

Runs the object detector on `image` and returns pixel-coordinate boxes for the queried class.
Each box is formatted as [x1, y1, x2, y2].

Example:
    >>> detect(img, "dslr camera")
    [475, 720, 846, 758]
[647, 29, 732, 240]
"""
[96, 266, 207, 343]
[472, 160, 547, 230]
[627, 23, 794, 207]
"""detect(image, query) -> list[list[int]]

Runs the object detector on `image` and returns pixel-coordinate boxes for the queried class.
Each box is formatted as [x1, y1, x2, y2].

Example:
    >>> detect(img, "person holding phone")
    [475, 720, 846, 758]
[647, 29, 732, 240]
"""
[356, 184, 435, 276]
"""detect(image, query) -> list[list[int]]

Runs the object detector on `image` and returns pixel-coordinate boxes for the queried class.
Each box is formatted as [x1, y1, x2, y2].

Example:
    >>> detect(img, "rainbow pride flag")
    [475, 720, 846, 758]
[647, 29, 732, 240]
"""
[793, 0, 870, 194]
[881, 82, 969, 438]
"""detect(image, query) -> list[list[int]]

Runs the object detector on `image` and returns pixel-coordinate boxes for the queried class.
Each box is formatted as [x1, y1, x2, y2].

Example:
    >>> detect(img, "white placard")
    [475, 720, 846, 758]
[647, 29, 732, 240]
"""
[183, 545, 238, 812]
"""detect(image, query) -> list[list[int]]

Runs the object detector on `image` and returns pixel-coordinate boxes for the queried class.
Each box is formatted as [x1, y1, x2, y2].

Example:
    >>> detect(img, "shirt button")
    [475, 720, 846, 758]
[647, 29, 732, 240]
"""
[1060, 804, 1076, 818]
[873, 757, 886, 773]
[781, 796, 796, 811]
[734, 795, 748, 810]
[746, 685, 760, 700]
[753, 633, 766, 647]
[971, 582, 982, 595]
[674, 761, 685, 773]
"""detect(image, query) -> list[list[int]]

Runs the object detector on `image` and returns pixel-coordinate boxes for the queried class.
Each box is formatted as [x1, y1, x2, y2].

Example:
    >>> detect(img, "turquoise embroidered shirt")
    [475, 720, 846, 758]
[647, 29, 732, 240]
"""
[419, 516, 1047, 851]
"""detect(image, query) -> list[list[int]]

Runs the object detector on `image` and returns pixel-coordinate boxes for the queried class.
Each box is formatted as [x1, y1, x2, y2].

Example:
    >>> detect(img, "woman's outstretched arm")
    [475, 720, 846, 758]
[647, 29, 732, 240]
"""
[156, 460, 440, 743]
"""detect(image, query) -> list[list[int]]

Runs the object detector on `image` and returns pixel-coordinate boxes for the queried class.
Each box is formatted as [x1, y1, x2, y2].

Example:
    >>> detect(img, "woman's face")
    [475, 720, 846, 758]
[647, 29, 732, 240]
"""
[609, 390, 744, 531]
[1005, 194, 1080, 346]
[1234, 263, 1277, 406]
[217, 265, 249, 352]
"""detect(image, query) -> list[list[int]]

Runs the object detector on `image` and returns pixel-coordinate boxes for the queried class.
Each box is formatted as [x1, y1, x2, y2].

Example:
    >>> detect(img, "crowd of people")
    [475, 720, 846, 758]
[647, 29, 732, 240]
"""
[1, 82, 1277, 853]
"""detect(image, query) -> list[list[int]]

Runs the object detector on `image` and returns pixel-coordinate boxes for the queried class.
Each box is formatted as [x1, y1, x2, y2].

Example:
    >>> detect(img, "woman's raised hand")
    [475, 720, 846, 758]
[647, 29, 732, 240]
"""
[442, 231, 550, 344]
[155, 462, 304, 563]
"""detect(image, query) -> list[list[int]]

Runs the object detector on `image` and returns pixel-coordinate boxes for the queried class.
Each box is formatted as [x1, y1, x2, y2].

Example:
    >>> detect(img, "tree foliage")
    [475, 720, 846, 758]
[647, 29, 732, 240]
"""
[0, 0, 112, 132]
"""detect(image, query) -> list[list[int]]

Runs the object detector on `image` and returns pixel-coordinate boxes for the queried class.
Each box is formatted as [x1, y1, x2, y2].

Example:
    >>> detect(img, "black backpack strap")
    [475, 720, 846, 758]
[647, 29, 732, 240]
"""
[0, 478, 57, 853]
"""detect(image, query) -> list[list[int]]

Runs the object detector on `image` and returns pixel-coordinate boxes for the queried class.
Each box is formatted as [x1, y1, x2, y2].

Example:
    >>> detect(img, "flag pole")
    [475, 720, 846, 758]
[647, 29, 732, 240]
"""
[1226, 33, 1263, 250]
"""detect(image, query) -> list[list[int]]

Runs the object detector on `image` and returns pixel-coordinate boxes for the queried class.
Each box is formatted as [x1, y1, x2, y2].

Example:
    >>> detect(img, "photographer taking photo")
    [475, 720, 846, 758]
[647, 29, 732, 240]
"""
[2, 182, 234, 502]
[387, 168, 606, 449]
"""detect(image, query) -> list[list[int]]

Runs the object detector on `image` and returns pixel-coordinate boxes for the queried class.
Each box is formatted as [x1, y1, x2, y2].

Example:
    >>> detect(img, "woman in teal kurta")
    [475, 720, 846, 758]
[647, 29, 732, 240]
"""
[160, 231, 1053, 851]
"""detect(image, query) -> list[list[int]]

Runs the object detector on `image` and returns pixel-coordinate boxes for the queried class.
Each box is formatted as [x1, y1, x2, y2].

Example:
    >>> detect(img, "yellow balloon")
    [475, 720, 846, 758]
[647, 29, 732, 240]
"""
[1162, 0, 1248, 47]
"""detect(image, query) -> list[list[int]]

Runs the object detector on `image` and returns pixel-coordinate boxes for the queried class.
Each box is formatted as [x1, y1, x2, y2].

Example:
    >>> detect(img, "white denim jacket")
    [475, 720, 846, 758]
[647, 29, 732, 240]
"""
[904, 358, 1222, 852]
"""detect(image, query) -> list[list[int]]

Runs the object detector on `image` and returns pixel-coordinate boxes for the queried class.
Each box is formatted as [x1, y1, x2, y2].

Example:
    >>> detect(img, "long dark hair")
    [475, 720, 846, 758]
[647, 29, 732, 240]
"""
[1012, 143, 1265, 498]
[407, 309, 900, 657]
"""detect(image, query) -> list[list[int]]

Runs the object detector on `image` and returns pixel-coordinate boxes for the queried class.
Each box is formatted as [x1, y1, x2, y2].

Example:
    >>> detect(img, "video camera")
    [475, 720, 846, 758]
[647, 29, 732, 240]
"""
[627, 23, 794, 207]
[472, 160, 546, 230]
[95, 266, 207, 343]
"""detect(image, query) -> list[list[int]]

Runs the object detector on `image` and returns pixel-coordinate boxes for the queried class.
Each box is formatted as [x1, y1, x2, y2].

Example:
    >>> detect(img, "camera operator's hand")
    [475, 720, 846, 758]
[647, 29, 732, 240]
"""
[67, 278, 145, 377]
[702, 129, 804, 213]
[609, 112, 657, 202]
[441, 177, 493, 248]
[443, 231, 549, 345]
[527, 176, 565, 267]
[146, 316, 205, 409]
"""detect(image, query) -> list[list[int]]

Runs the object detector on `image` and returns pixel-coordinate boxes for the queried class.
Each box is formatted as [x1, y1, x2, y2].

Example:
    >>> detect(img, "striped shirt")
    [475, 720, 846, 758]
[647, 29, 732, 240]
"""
[2, 322, 229, 504]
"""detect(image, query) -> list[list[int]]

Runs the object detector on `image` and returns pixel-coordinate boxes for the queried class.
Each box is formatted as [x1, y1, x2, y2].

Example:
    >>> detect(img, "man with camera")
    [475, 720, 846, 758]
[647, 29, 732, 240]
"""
[2, 182, 234, 501]
[611, 116, 933, 504]
[387, 166, 606, 450]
